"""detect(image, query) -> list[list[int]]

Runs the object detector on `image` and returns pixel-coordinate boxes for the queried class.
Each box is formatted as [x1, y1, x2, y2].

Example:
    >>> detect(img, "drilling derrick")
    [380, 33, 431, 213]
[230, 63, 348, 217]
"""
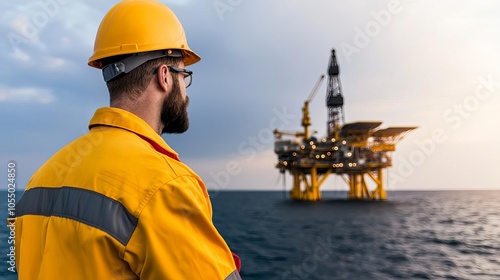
[326, 49, 344, 139]
[273, 48, 417, 201]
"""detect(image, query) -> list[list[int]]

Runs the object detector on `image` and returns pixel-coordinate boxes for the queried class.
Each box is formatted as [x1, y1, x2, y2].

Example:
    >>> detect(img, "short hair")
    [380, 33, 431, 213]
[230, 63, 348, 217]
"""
[104, 55, 182, 101]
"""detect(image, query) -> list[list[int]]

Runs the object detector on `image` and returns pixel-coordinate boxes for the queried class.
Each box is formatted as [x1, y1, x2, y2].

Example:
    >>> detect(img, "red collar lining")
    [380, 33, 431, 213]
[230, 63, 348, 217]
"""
[138, 135, 180, 161]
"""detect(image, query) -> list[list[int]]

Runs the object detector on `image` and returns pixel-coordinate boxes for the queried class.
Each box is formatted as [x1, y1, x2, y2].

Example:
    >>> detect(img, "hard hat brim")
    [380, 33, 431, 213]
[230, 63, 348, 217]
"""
[87, 0, 201, 69]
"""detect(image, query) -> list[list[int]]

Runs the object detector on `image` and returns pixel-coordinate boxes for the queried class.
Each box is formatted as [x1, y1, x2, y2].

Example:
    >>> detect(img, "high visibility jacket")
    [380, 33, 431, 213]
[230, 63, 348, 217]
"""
[15, 107, 241, 280]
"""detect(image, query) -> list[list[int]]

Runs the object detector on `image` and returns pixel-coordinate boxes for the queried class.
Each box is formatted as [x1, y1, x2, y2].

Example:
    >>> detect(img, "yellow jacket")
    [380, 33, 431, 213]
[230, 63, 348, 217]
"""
[15, 107, 241, 280]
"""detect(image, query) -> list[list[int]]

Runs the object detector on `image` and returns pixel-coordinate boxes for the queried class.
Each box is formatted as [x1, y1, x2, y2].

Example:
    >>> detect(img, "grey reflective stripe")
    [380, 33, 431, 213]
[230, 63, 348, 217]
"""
[16, 187, 138, 246]
[225, 270, 242, 280]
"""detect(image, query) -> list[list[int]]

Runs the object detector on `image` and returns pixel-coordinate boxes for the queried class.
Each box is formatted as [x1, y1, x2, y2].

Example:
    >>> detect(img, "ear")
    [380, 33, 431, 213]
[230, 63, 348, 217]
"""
[157, 64, 170, 93]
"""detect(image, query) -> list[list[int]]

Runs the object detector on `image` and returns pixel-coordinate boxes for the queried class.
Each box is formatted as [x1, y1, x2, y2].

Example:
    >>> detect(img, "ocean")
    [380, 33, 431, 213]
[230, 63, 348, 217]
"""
[1, 190, 499, 280]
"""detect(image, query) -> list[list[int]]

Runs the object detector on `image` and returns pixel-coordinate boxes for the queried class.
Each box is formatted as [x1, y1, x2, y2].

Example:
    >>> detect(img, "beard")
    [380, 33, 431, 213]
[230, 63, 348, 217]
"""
[160, 76, 190, 134]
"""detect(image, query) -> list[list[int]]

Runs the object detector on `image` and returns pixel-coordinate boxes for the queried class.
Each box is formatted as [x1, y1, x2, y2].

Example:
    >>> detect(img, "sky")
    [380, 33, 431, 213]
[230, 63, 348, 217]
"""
[1, 0, 500, 193]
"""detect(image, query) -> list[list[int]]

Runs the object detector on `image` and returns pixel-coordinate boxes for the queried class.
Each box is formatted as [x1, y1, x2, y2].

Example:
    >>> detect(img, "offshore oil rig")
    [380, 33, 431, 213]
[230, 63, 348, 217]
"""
[273, 49, 416, 201]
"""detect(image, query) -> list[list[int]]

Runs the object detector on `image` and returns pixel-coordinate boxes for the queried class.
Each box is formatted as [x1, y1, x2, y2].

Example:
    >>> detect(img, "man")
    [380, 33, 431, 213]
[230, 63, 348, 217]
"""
[15, 1, 241, 279]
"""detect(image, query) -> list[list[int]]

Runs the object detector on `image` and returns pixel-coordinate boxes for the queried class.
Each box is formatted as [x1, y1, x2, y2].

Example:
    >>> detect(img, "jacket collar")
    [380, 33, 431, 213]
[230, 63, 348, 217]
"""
[88, 107, 180, 161]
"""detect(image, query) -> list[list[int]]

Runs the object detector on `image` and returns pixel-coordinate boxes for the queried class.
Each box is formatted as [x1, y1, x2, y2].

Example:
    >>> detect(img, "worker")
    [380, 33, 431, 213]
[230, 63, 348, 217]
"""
[14, 0, 241, 279]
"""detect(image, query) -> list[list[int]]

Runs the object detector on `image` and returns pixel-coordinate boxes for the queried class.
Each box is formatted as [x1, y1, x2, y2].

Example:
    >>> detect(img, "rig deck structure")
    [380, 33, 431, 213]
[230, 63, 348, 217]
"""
[274, 49, 416, 201]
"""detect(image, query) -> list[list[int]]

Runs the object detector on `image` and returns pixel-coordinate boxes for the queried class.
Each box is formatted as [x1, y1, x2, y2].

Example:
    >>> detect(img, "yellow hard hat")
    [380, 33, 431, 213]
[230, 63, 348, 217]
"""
[88, 0, 200, 70]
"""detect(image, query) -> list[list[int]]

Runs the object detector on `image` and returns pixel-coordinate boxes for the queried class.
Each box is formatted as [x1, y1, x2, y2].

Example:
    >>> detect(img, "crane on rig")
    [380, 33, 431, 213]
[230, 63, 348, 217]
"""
[302, 75, 324, 141]
[273, 49, 417, 201]
[274, 75, 324, 141]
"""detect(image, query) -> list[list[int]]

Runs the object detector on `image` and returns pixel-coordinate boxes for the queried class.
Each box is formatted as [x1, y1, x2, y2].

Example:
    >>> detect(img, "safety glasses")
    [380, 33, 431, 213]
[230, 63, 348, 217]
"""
[168, 66, 193, 88]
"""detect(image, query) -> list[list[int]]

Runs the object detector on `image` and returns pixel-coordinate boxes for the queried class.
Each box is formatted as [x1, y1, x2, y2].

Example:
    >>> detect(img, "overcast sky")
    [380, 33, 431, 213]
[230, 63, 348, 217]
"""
[1, 0, 500, 193]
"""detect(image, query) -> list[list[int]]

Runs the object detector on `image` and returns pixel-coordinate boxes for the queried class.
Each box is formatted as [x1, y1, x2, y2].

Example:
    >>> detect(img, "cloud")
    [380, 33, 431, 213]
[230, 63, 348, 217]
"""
[0, 86, 55, 104]
[2, 0, 500, 192]
[10, 48, 31, 62]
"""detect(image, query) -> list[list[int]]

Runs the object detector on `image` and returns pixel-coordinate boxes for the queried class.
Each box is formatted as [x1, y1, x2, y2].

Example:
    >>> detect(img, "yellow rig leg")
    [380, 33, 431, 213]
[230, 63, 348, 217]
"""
[290, 171, 302, 200]
[368, 169, 386, 200]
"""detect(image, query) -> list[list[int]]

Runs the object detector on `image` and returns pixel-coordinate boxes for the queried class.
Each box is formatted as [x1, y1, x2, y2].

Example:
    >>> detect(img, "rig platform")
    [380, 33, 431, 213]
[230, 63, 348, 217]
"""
[274, 49, 416, 201]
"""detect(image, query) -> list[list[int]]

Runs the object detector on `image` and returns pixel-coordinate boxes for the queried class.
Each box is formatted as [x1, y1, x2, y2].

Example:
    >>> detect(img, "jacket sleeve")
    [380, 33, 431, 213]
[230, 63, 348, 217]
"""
[123, 175, 240, 279]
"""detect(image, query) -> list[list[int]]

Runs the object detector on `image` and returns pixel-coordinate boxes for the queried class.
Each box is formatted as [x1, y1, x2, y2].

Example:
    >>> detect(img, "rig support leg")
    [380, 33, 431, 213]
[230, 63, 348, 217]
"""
[348, 173, 374, 200]
[290, 171, 302, 200]
[369, 169, 386, 200]
[349, 173, 362, 199]
[303, 167, 321, 201]
[289, 168, 332, 201]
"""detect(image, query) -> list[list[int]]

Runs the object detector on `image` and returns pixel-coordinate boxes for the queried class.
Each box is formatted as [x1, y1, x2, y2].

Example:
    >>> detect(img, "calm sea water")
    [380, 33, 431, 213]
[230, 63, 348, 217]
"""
[2, 190, 499, 279]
